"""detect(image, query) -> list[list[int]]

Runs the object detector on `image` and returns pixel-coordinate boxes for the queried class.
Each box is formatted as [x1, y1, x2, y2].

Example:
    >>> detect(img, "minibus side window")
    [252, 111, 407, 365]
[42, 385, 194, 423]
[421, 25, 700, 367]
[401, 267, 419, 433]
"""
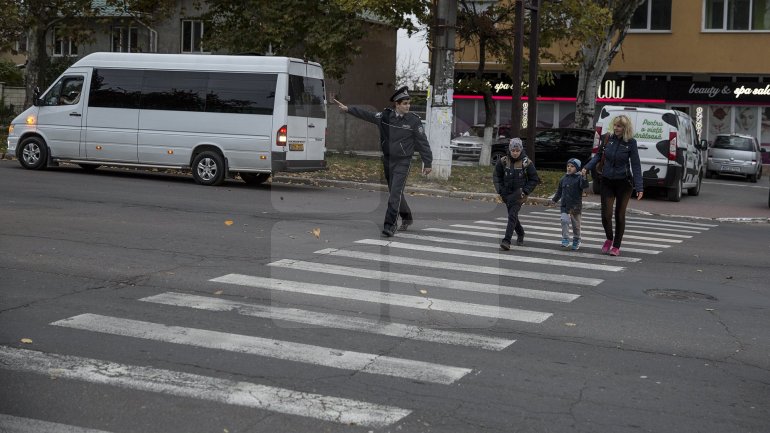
[89, 69, 142, 108]
[206, 73, 277, 115]
[142, 70, 206, 112]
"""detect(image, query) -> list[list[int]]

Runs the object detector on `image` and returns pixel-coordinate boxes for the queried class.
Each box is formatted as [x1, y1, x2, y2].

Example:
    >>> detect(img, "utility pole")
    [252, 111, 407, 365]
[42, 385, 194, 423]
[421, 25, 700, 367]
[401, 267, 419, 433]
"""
[525, 0, 540, 159]
[510, 0, 524, 138]
[427, 0, 457, 180]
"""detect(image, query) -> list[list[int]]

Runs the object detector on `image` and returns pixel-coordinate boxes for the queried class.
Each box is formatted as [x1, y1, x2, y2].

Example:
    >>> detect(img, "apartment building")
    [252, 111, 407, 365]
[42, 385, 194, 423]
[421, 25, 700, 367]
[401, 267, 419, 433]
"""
[453, 0, 770, 155]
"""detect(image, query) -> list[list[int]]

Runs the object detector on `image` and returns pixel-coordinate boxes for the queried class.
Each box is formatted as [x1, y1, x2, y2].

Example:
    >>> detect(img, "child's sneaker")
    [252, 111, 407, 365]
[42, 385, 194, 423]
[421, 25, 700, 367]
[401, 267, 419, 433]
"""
[561, 238, 570, 248]
[601, 239, 612, 254]
[572, 239, 581, 251]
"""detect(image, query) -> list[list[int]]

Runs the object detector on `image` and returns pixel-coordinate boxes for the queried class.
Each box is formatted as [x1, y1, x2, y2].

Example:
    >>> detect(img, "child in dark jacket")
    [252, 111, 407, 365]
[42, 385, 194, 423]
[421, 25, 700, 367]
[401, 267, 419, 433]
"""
[493, 138, 540, 250]
[552, 158, 589, 250]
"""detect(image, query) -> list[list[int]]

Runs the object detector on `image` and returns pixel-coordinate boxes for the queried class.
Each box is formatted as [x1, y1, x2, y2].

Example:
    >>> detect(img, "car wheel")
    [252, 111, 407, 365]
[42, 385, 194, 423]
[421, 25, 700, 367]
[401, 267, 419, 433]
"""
[451, 153, 460, 160]
[687, 171, 702, 196]
[490, 151, 505, 166]
[667, 177, 683, 202]
[192, 150, 226, 186]
[78, 163, 100, 172]
[705, 170, 712, 179]
[749, 172, 757, 183]
[240, 172, 270, 186]
[18, 136, 48, 170]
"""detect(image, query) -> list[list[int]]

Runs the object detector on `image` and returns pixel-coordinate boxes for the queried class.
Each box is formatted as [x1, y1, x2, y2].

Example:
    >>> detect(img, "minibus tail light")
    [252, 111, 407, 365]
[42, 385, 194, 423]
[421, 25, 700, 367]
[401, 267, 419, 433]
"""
[277, 125, 287, 146]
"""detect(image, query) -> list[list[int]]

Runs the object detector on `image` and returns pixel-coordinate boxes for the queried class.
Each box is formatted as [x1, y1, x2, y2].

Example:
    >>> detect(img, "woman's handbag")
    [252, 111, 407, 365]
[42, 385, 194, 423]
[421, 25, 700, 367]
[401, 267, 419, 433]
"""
[595, 134, 609, 175]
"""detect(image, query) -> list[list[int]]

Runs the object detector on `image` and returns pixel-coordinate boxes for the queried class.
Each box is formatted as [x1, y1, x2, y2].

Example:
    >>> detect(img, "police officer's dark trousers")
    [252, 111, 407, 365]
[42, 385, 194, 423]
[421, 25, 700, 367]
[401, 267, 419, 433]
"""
[503, 191, 525, 242]
[382, 156, 413, 230]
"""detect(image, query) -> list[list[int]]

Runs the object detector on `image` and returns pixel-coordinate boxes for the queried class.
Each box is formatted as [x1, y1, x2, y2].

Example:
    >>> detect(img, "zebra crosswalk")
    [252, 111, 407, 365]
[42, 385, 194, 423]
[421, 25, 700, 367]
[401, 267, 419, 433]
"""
[0, 209, 717, 431]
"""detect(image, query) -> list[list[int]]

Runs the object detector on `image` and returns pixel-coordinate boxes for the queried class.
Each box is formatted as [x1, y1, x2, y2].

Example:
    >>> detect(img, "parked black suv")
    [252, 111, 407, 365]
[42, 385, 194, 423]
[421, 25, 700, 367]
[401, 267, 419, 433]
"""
[490, 128, 595, 167]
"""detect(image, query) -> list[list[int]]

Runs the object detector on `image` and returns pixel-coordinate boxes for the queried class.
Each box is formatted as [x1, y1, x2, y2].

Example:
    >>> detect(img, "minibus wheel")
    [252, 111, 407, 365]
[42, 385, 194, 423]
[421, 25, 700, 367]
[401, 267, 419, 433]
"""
[18, 136, 48, 170]
[240, 172, 270, 186]
[192, 150, 226, 186]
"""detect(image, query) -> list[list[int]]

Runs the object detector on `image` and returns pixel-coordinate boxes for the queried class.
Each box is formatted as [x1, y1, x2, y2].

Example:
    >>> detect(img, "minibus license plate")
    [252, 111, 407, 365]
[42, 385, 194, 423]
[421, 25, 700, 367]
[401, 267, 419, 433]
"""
[290, 143, 304, 151]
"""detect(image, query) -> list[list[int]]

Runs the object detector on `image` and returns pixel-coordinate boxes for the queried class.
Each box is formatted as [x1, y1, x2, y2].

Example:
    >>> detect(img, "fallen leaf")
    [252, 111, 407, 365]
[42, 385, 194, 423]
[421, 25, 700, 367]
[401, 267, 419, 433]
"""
[419, 289, 428, 295]
[224, 220, 234, 226]
[565, 323, 577, 327]
[20, 338, 33, 344]
[214, 290, 224, 295]
[312, 227, 321, 239]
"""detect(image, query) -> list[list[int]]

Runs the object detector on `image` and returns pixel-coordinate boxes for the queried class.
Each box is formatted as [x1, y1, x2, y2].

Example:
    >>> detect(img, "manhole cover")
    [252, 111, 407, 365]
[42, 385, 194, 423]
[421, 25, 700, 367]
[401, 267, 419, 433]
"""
[644, 289, 717, 301]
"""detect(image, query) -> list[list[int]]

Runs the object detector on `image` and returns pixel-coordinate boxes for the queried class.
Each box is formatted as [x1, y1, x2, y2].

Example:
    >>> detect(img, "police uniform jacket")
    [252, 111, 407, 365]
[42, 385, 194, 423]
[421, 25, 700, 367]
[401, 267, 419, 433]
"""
[347, 107, 432, 167]
[493, 151, 540, 198]
[552, 172, 589, 214]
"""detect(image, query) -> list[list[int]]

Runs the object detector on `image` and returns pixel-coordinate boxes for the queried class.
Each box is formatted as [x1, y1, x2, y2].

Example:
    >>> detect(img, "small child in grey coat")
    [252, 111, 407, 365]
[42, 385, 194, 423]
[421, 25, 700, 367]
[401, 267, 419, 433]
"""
[552, 158, 589, 250]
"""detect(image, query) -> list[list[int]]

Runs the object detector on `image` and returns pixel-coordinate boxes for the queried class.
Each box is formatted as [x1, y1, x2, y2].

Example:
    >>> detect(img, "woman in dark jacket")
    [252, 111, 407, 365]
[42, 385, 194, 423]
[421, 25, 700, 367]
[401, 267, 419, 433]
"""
[582, 115, 643, 256]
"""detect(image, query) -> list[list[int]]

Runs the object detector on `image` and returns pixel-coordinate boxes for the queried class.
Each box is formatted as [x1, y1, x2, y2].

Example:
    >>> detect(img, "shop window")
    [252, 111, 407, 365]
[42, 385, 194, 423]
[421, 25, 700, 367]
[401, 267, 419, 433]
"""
[182, 20, 204, 53]
[630, 0, 672, 31]
[52, 27, 78, 57]
[112, 27, 138, 53]
[704, 0, 770, 31]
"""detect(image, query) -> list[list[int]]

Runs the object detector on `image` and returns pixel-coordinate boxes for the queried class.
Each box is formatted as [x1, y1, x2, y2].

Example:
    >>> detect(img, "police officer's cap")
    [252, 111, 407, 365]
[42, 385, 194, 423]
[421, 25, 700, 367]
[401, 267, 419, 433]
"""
[390, 86, 411, 102]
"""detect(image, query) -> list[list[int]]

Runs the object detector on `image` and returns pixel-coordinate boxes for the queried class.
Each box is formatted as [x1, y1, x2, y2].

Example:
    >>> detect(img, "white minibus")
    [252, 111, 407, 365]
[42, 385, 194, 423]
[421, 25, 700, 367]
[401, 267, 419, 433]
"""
[6, 52, 327, 185]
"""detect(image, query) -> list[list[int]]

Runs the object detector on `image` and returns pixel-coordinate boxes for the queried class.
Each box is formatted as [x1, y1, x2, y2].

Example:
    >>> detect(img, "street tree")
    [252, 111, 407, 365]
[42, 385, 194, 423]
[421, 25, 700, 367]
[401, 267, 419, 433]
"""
[0, 0, 175, 107]
[199, 0, 430, 81]
[569, 0, 647, 129]
[454, 0, 516, 166]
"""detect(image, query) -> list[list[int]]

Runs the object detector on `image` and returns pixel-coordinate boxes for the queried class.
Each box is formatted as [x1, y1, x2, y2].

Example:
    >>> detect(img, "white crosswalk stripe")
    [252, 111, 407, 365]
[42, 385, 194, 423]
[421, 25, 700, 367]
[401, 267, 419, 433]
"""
[311, 248, 583, 300]
[483, 220, 684, 243]
[540, 209, 717, 229]
[0, 346, 410, 428]
[210, 274, 553, 323]
[140, 292, 516, 350]
[422, 227, 662, 254]
[0, 414, 115, 433]
[396, 233, 641, 262]
[352, 239, 625, 271]
[526, 213, 703, 234]
[52, 314, 471, 385]
[448, 224, 671, 248]
[268, 256, 596, 294]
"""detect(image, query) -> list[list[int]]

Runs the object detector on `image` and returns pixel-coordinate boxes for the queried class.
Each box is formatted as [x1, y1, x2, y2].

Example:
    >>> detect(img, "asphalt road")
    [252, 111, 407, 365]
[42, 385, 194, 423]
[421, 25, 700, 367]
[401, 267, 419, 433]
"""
[0, 160, 768, 433]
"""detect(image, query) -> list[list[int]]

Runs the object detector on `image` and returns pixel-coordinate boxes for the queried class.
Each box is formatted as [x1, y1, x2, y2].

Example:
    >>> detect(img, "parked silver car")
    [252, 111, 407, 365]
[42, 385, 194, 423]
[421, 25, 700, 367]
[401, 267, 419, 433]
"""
[450, 125, 511, 160]
[706, 134, 765, 182]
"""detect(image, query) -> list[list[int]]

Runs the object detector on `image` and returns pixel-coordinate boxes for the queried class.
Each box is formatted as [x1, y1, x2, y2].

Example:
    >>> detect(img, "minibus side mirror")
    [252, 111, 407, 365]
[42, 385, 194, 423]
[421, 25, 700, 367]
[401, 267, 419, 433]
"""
[698, 139, 709, 150]
[32, 87, 41, 106]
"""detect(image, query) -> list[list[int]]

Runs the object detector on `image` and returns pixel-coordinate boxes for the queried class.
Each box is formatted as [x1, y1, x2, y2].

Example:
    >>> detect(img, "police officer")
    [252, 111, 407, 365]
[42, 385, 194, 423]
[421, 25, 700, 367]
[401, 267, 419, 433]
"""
[334, 86, 432, 237]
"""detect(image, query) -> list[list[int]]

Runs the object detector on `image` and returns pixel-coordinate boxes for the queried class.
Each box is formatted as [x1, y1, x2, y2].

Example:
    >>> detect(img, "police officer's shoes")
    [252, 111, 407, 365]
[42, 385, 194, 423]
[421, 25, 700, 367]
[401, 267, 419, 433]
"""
[516, 236, 525, 246]
[398, 220, 413, 231]
[500, 239, 511, 251]
[381, 226, 396, 237]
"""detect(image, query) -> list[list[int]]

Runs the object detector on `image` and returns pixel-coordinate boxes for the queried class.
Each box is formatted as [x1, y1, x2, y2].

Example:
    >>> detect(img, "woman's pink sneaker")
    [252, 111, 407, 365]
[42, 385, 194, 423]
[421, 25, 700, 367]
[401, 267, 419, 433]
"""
[601, 240, 612, 254]
[609, 247, 621, 256]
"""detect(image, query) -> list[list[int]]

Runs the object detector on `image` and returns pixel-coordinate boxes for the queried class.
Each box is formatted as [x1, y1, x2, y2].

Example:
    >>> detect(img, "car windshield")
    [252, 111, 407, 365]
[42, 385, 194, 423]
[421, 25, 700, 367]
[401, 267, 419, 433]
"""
[713, 136, 755, 151]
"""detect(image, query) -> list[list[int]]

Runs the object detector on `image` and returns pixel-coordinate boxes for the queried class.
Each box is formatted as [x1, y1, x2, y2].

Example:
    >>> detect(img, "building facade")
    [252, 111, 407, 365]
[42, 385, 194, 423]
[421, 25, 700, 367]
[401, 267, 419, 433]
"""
[452, 0, 770, 161]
